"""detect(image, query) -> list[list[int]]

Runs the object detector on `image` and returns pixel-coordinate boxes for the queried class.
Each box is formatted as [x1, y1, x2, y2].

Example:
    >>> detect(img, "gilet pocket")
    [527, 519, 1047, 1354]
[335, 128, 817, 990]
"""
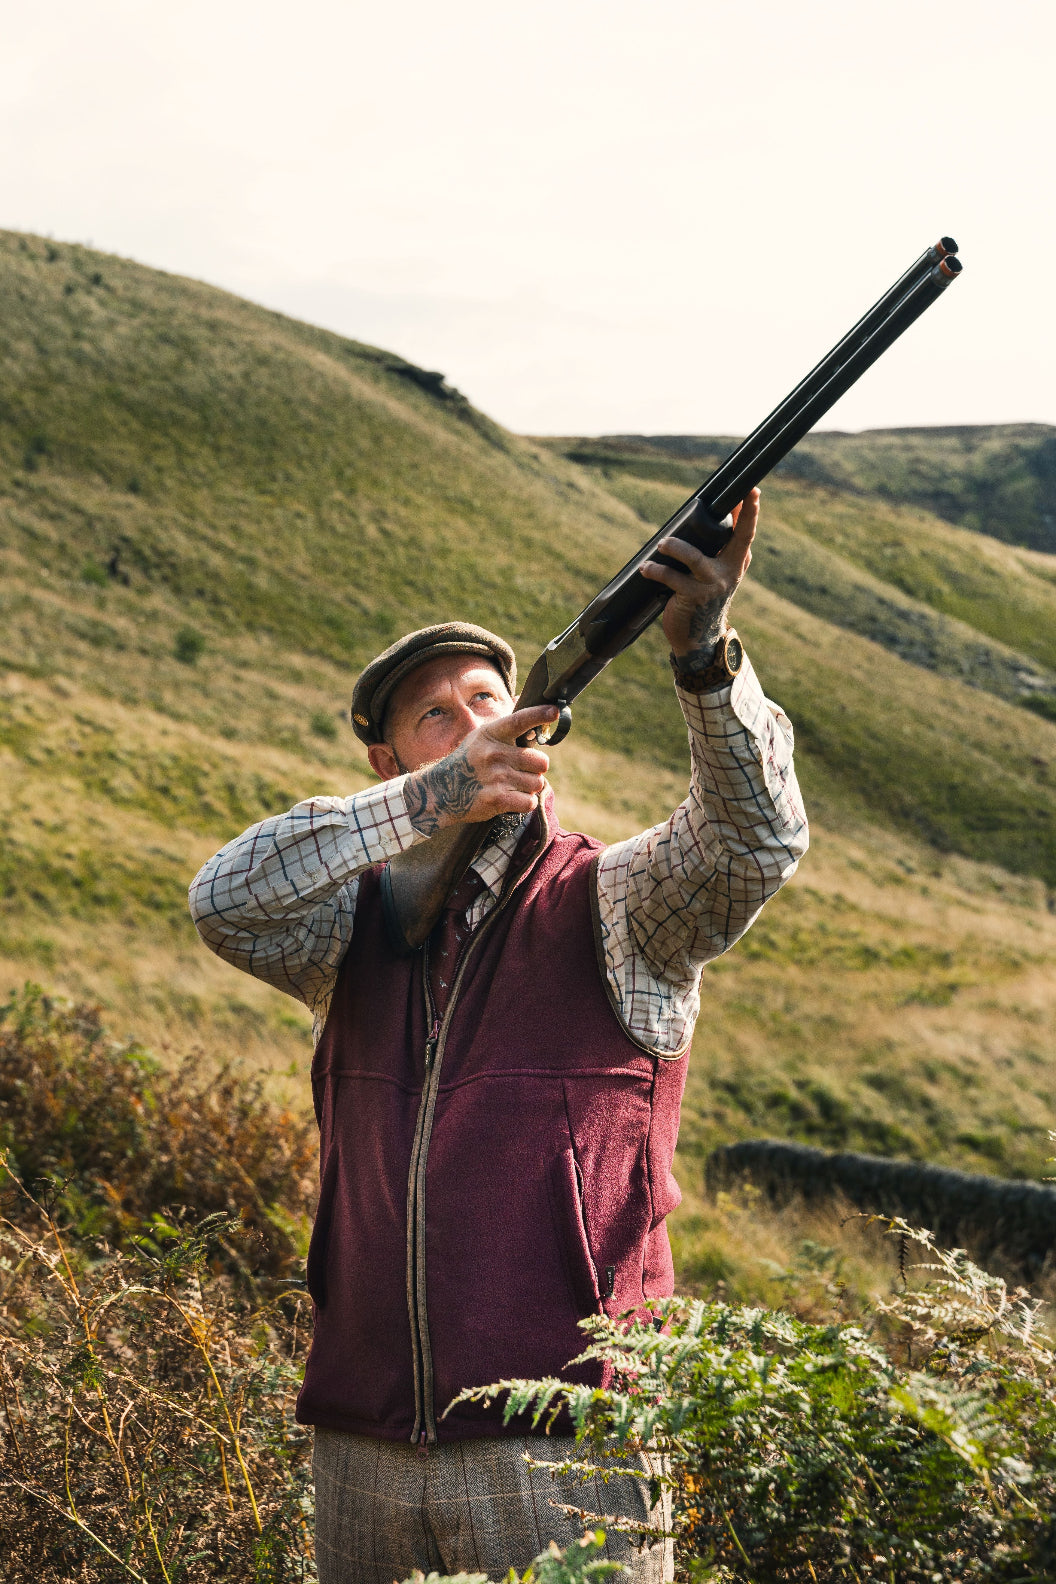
[548, 1147, 602, 1315]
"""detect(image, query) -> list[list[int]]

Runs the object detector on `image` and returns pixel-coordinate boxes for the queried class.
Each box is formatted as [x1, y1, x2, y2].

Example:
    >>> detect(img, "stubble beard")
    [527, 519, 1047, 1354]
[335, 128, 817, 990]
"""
[490, 809, 530, 842]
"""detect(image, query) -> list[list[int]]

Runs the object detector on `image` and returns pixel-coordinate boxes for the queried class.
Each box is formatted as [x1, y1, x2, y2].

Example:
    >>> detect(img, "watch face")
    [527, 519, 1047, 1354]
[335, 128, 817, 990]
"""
[725, 634, 744, 675]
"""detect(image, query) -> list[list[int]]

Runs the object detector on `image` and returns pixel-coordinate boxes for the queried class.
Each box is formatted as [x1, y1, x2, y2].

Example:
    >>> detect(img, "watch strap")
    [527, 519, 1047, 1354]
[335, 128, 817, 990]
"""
[669, 630, 744, 692]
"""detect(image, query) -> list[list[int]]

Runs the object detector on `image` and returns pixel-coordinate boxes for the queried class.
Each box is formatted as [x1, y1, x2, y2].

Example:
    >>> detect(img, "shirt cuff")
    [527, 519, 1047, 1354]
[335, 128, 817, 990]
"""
[674, 653, 772, 744]
[344, 775, 427, 864]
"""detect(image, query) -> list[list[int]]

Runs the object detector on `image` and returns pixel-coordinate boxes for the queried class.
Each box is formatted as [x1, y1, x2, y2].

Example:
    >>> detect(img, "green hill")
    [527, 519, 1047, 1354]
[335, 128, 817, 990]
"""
[575, 424, 1056, 553]
[2, 228, 1055, 1231]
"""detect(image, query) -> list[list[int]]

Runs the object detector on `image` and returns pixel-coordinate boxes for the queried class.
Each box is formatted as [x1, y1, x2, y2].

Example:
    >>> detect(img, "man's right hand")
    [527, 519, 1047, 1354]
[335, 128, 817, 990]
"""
[403, 705, 558, 837]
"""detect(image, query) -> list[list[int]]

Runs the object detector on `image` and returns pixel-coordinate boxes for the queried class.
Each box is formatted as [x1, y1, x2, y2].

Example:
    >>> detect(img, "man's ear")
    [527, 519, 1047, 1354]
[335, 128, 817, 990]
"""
[367, 742, 402, 781]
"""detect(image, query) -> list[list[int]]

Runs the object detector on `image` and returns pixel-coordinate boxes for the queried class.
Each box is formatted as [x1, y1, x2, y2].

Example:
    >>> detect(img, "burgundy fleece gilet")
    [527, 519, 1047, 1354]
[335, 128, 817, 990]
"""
[295, 806, 689, 1442]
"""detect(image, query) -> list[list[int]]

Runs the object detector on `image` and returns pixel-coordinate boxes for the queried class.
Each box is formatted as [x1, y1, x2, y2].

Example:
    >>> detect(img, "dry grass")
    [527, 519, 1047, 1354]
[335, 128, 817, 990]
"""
[0, 986, 316, 1273]
[1, 1196, 316, 1583]
[0, 988, 318, 1582]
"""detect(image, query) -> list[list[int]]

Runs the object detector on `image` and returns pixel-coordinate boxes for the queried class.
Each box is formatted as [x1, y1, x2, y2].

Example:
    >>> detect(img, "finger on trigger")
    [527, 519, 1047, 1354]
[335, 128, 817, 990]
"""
[496, 705, 558, 741]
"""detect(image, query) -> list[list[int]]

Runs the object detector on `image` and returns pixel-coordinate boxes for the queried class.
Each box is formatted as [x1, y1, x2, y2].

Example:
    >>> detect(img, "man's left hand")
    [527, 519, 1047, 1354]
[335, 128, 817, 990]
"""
[640, 488, 759, 671]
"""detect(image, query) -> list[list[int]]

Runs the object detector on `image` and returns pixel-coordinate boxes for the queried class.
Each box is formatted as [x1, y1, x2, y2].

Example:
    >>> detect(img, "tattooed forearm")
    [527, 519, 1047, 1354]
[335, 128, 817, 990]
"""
[423, 747, 483, 818]
[671, 596, 728, 673]
[404, 777, 440, 838]
[674, 641, 720, 674]
[405, 746, 483, 836]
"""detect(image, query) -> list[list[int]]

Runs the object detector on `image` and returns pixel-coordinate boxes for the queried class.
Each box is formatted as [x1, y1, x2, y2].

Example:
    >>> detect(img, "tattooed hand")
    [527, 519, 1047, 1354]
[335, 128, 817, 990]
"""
[640, 488, 759, 673]
[404, 705, 558, 837]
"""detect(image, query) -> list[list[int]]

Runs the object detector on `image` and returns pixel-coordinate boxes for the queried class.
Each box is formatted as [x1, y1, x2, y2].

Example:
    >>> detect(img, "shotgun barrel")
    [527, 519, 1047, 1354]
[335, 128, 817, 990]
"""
[707, 253, 962, 518]
[701, 236, 957, 516]
[517, 243, 963, 731]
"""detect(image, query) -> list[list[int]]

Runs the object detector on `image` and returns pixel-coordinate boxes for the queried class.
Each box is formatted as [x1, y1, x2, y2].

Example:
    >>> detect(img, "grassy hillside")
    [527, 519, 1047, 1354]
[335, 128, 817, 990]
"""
[540, 440, 1056, 883]
[586, 424, 1056, 553]
[548, 435, 1056, 680]
[1, 228, 1055, 1226]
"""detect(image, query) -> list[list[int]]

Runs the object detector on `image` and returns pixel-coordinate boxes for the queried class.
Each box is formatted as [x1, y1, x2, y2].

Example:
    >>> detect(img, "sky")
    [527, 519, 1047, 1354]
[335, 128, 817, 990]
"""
[1, 0, 1052, 436]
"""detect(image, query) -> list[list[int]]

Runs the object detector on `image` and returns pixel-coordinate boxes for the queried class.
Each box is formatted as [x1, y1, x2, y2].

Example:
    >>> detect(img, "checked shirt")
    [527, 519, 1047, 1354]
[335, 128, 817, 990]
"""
[189, 660, 808, 1058]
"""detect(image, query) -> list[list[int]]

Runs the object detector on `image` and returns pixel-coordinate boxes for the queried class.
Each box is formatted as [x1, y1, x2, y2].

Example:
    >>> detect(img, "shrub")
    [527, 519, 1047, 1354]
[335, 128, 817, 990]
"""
[1023, 693, 1056, 724]
[0, 987, 319, 1582]
[81, 559, 108, 586]
[460, 1226, 1056, 1581]
[22, 432, 48, 471]
[0, 985, 316, 1279]
[308, 708, 338, 740]
[7, 988, 1056, 1581]
[174, 624, 206, 664]
[0, 1186, 315, 1583]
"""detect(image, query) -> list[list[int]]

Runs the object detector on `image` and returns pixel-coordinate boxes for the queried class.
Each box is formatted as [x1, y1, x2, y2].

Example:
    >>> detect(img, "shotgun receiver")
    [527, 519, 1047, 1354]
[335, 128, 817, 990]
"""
[382, 238, 963, 951]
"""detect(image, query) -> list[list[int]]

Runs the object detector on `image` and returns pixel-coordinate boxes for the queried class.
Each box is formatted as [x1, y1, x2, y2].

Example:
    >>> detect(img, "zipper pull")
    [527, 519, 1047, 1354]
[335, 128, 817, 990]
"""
[417, 1430, 429, 1459]
[425, 1021, 439, 1069]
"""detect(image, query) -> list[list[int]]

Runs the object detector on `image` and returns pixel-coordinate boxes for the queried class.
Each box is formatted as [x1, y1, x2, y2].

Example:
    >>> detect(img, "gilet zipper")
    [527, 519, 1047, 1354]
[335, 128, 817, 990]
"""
[404, 807, 550, 1445]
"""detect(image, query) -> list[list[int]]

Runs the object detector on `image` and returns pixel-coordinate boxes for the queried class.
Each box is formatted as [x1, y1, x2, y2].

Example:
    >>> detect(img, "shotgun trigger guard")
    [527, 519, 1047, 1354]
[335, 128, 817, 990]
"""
[536, 701, 572, 746]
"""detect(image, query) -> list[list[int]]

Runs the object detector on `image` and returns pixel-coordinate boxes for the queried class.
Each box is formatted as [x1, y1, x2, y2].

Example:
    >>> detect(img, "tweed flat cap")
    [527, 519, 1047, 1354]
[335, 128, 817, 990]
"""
[350, 622, 517, 745]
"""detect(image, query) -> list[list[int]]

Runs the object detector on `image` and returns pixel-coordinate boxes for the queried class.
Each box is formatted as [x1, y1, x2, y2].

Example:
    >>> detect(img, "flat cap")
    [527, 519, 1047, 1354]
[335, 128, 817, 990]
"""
[350, 622, 517, 745]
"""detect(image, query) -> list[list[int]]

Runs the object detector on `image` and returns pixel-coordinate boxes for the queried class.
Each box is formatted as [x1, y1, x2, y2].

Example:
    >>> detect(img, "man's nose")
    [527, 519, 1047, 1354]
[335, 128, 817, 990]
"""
[453, 698, 483, 736]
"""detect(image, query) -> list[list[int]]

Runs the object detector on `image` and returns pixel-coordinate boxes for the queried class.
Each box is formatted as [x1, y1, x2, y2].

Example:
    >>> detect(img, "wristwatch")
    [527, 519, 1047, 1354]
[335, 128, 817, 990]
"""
[670, 629, 745, 692]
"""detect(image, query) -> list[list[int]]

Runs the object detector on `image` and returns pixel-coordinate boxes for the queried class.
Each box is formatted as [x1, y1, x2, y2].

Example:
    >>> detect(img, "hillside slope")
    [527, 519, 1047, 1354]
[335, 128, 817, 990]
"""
[588, 425, 1056, 552]
[1, 230, 1055, 1202]
[548, 435, 1056, 681]
[5, 234, 1056, 883]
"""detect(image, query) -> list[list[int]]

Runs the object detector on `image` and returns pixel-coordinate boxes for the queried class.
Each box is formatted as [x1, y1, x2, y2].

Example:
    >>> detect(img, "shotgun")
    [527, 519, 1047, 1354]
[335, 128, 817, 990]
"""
[382, 238, 963, 951]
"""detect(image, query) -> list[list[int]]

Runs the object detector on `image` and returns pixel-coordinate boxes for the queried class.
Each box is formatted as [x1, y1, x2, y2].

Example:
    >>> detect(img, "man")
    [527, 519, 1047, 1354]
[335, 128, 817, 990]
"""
[189, 489, 807, 1582]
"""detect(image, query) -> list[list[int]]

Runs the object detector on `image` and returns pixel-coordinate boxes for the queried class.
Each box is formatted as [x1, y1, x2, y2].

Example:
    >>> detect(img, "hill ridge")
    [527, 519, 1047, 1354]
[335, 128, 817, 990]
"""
[566, 424, 1056, 553]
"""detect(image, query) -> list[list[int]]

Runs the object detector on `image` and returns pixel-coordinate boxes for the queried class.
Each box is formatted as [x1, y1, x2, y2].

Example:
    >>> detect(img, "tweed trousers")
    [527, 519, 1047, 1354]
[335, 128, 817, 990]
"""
[312, 1429, 674, 1584]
